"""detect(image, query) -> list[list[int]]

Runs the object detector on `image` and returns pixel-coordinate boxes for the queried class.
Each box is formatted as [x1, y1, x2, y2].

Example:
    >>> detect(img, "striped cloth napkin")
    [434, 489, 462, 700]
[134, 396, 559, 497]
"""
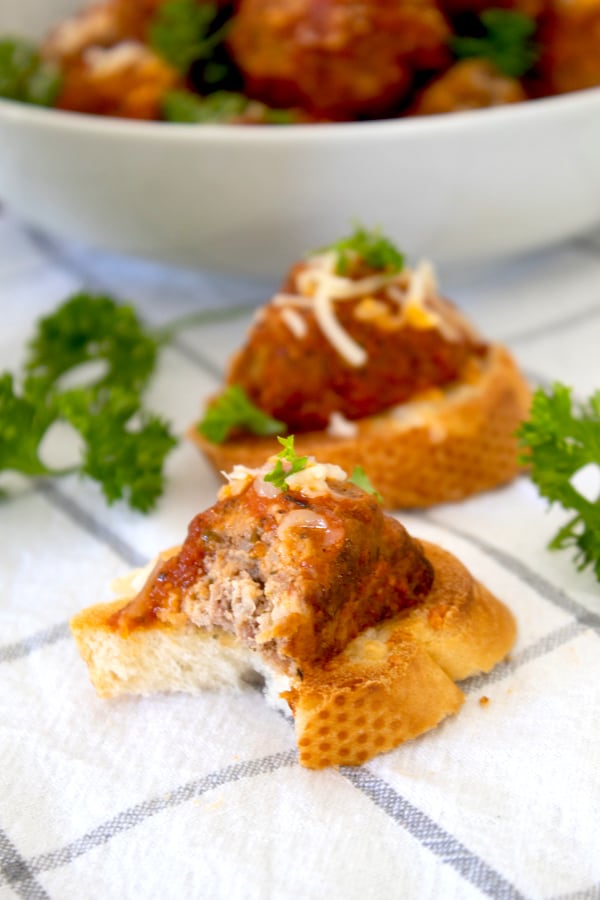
[1, 210, 600, 900]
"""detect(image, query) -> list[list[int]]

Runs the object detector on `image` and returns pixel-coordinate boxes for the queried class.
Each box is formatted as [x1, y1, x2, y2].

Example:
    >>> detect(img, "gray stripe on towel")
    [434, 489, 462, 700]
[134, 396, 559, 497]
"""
[27, 750, 297, 876]
[0, 621, 70, 665]
[36, 481, 147, 569]
[423, 515, 600, 632]
[343, 768, 526, 900]
[0, 828, 50, 899]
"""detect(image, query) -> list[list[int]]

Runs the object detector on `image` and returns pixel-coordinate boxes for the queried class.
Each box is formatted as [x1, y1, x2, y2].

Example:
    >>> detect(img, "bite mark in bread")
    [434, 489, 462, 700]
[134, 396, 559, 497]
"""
[71, 454, 516, 769]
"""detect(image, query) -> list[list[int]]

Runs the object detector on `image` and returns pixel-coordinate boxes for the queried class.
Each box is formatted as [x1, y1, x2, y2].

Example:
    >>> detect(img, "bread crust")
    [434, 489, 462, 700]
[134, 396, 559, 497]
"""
[191, 344, 531, 508]
[70, 539, 515, 767]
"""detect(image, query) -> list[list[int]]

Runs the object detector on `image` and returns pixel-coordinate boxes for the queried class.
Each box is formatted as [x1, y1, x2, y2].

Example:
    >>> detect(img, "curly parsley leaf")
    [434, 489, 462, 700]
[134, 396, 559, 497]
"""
[317, 224, 405, 277]
[0, 37, 62, 106]
[264, 436, 309, 491]
[517, 383, 600, 580]
[148, 0, 226, 74]
[198, 384, 285, 444]
[162, 88, 247, 123]
[26, 294, 159, 396]
[58, 387, 177, 513]
[0, 373, 60, 476]
[162, 89, 295, 124]
[451, 9, 539, 79]
[348, 465, 383, 503]
[1, 294, 180, 512]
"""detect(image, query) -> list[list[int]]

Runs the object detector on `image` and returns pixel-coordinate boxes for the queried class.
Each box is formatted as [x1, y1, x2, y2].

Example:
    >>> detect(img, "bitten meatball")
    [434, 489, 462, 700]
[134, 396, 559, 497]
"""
[227, 0, 451, 119]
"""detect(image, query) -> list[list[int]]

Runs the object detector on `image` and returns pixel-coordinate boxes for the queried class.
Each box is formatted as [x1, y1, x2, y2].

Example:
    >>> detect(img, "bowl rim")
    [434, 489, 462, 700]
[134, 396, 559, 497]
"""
[1, 83, 600, 144]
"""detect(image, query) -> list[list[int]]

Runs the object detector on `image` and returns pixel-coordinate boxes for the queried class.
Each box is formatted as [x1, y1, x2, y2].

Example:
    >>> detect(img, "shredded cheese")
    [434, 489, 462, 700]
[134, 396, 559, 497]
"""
[272, 252, 447, 367]
[313, 284, 367, 367]
[286, 461, 347, 496]
[327, 411, 359, 438]
[84, 41, 152, 75]
[280, 307, 308, 339]
[219, 455, 349, 501]
[45, 6, 115, 57]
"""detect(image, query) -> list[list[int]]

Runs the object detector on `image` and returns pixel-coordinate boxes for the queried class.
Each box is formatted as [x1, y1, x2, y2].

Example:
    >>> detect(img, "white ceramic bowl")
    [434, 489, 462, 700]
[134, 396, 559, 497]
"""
[1, 0, 600, 277]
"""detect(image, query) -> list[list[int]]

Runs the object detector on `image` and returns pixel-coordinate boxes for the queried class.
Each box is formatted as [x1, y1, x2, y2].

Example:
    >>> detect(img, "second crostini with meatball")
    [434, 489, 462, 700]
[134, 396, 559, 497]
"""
[191, 226, 532, 509]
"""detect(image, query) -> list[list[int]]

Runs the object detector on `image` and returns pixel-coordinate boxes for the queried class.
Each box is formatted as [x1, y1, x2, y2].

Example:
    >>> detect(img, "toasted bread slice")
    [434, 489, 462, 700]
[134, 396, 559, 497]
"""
[191, 344, 531, 509]
[71, 540, 515, 768]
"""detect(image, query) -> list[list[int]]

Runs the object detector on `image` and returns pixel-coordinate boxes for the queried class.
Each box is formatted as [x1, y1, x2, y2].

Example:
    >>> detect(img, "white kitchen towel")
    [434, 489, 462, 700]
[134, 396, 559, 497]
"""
[1, 211, 600, 900]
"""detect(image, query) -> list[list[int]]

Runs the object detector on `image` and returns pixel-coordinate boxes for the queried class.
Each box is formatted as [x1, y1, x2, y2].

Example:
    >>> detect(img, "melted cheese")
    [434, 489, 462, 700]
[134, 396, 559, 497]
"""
[219, 455, 348, 501]
[275, 252, 444, 368]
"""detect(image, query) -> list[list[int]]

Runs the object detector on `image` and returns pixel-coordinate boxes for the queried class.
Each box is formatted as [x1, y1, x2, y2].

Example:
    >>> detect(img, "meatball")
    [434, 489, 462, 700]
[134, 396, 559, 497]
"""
[539, 0, 600, 94]
[56, 42, 179, 119]
[227, 0, 451, 119]
[413, 58, 526, 114]
[115, 471, 434, 673]
[42, 0, 175, 62]
[225, 258, 486, 432]
[42, 1, 123, 63]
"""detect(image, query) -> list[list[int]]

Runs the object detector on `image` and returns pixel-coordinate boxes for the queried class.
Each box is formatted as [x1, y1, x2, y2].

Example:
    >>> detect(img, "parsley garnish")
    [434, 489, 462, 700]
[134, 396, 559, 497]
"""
[148, 0, 227, 74]
[0, 37, 62, 106]
[263, 436, 309, 491]
[57, 387, 177, 513]
[517, 383, 600, 580]
[348, 465, 383, 503]
[318, 224, 404, 277]
[2, 296, 176, 511]
[451, 9, 539, 79]
[0, 373, 60, 477]
[26, 294, 158, 396]
[198, 385, 285, 443]
[162, 89, 295, 124]
[163, 89, 247, 123]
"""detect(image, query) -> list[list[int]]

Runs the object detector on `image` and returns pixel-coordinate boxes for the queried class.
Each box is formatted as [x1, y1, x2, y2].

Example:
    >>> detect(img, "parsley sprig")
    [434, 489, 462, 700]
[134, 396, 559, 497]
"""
[1, 295, 250, 512]
[451, 9, 539, 79]
[517, 383, 600, 580]
[148, 0, 228, 74]
[162, 89, 295, 124]
[1, 296, 175, 511]
[0, 37, 62, 106]
[318, 224, 404, 277]
[348, 465, 383, 503]
[198, 385, 285, 444]
[263, 436, 309, 491]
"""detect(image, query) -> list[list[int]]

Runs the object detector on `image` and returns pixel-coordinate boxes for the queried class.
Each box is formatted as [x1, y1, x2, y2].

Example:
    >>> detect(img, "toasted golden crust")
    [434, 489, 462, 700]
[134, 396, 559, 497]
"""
[191, 344, 531, 509]
[393, 541, 517, 682]
[284, 633, 465, 769]
[70, 538, 515, 767]
[284, 539, 515, 768]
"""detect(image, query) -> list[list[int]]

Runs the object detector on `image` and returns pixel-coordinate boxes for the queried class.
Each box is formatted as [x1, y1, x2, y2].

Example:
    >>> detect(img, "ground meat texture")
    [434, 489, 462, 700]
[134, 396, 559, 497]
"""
[115, 480, 434, 674]
[226, 277, 486, 432]
[413, 59, 526, 114]
[227, 0, 451, 120]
